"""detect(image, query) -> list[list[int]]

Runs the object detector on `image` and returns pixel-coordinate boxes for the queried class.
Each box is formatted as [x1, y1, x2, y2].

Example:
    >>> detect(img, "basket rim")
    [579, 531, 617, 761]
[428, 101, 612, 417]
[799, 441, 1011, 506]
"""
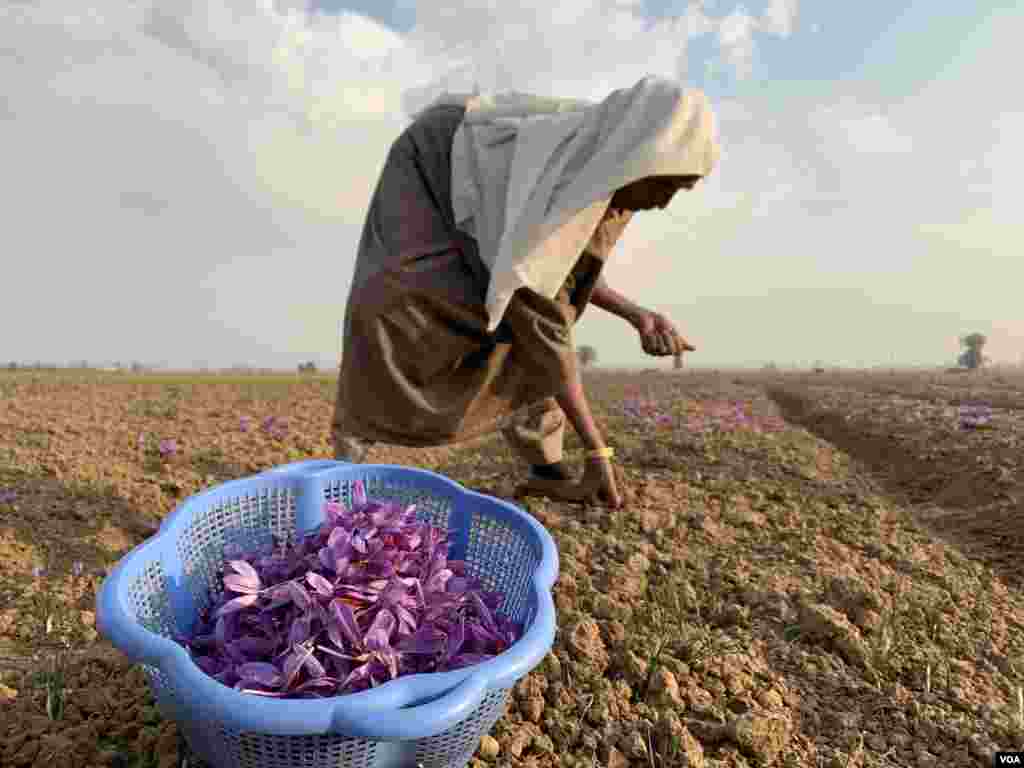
[96, 460, 558, 740]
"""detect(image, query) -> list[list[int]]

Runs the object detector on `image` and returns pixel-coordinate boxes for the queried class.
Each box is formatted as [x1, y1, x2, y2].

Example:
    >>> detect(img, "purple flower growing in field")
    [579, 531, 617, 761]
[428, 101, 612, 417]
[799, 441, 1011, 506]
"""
[240, 416, 251, 433]
[622, 394, 667, 429]
[32, 565, 46, 579]
[261, 415, 288, 440]
[959, 402, 992, 430]
[72, 561, 84, 577]
[159, 438, 178, 458]
[137, 432, 146, 449]
[0, 489, 15, 505]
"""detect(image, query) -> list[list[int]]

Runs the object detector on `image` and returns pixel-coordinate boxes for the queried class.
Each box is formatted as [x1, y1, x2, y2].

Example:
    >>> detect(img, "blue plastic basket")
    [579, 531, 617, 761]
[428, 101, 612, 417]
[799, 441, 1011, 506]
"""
[96, 459, 559, 768]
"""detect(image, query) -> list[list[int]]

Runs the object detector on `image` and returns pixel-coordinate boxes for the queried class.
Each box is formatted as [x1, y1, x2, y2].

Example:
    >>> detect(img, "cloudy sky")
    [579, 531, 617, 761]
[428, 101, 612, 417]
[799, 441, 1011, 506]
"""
[2, 0, 1021, 370]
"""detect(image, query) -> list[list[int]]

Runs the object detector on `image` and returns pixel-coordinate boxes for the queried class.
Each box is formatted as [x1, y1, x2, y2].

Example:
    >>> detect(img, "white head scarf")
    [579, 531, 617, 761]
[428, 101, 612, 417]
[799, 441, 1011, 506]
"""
[419, 76, 721, 332]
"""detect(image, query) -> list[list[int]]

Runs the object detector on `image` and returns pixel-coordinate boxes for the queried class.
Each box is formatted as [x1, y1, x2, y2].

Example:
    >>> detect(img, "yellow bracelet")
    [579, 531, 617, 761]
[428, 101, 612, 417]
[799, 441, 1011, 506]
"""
[584, 446, 615, 460]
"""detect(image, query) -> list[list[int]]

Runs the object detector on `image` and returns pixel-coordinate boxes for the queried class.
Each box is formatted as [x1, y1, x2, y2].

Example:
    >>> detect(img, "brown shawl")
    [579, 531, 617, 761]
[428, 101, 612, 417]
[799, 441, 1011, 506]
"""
[333, 104, 631, 446]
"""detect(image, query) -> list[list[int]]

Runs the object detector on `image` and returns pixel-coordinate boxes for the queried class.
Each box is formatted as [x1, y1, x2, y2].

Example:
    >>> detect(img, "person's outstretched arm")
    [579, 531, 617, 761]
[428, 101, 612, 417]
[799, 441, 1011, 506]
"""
[591, 275, 696, 357]
[589, 275, 647, 329]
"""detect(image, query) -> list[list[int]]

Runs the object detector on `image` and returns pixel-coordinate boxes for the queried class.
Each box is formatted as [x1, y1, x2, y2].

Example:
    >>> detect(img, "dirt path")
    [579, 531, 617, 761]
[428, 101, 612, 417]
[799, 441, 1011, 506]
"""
[765, 384, 1024, 587]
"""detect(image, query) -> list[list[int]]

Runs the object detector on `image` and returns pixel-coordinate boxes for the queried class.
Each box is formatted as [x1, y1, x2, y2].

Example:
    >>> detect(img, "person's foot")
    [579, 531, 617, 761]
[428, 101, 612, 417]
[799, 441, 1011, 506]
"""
[530, 462, 571, 481]
[516, 462, 574, 497]
[516, 460, 627, 508]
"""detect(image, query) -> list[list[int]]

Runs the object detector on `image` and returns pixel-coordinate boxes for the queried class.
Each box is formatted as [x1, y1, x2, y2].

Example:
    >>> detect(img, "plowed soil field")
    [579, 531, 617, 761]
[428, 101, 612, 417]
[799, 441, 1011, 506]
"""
[2, 368, 1023, 768]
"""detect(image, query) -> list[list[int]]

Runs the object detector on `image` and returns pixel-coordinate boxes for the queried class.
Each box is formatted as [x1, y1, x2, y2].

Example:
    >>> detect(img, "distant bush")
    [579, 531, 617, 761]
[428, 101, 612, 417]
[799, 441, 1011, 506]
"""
[577, 345, 598, 367]
[298, 361, 318, 374]
[958, 333, 987, 370]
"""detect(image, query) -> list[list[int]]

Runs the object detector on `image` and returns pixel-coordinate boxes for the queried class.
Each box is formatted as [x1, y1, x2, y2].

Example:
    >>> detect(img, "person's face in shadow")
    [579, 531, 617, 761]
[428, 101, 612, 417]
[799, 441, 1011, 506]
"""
[609, 175, 702, 211]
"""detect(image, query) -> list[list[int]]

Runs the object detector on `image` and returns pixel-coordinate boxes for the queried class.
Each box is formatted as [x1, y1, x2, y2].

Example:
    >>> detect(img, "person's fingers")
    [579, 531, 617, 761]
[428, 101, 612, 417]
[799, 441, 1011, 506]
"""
[610, 464, 628, 508]
[600, 468, 617, 506]
[605, 463, 622, 508]
[610, 480, 623, 508]
[665, 333, 684, 355]
[643, 332, 672, 356]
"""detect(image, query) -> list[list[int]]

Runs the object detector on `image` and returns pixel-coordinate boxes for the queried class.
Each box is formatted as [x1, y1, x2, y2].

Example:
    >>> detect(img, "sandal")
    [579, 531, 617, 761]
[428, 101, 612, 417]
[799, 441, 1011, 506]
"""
[515, 462, 576, 498]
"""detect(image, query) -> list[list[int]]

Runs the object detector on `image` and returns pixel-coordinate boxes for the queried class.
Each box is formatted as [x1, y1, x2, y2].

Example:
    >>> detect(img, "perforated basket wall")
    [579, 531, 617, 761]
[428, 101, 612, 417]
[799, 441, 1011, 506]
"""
[170, 687, 511, 768]
[119, 468, 541, 768]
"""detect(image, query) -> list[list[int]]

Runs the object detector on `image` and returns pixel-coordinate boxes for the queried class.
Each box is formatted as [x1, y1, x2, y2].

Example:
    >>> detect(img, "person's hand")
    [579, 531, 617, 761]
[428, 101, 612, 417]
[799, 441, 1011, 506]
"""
[576, 456, 625, 508]
[635, 311, 696, 357]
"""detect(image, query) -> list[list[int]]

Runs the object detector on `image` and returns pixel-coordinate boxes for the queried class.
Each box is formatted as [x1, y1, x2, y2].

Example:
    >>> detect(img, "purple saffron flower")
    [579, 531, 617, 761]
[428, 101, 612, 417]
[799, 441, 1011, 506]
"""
[261, 416, 276, 433]
[159, 438, 178, 458]
[0, 489, 15, 505]
[959, 402, 992, 430]
[182, 485, 521, 699]
[72, 561, 84, 577]
[137, 432, 146, 449]
[240, 416, 251, 433]
[32, 565, 46, 579]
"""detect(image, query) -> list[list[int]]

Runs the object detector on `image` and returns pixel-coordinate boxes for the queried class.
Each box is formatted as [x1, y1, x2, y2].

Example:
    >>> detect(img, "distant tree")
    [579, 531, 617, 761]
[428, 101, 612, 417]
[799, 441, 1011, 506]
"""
[577, 345, 598, 367]
[763, 362, 778, 372]
[131, 361, 146, 373]
[298, 361, 318, 374]
[957, 333, 987, 370]
[6, 362, 17, 371]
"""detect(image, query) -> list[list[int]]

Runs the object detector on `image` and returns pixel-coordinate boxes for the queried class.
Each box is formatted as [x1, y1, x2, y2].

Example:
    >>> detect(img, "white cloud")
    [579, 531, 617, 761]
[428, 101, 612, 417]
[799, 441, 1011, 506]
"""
[716, 7, 759, 80]
[761, 0, 798, 38]
[710, 0, 799, 81]
[0, 0, 1019, 369]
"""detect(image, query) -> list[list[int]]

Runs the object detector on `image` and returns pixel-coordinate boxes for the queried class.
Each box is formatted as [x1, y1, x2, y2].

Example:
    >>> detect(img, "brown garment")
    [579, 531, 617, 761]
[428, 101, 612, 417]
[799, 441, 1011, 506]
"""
[499, 396, 566, 465]
[332, 104, 632, 449]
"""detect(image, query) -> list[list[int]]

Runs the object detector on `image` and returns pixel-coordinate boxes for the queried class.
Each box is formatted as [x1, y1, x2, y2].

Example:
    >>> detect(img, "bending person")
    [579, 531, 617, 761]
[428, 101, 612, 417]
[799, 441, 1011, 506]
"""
[331, 76, 720, 509]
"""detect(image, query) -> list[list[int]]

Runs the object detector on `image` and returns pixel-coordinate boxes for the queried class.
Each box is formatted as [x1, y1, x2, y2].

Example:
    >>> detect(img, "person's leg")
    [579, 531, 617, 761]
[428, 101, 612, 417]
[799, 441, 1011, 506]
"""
[502, 398, 571, 481]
